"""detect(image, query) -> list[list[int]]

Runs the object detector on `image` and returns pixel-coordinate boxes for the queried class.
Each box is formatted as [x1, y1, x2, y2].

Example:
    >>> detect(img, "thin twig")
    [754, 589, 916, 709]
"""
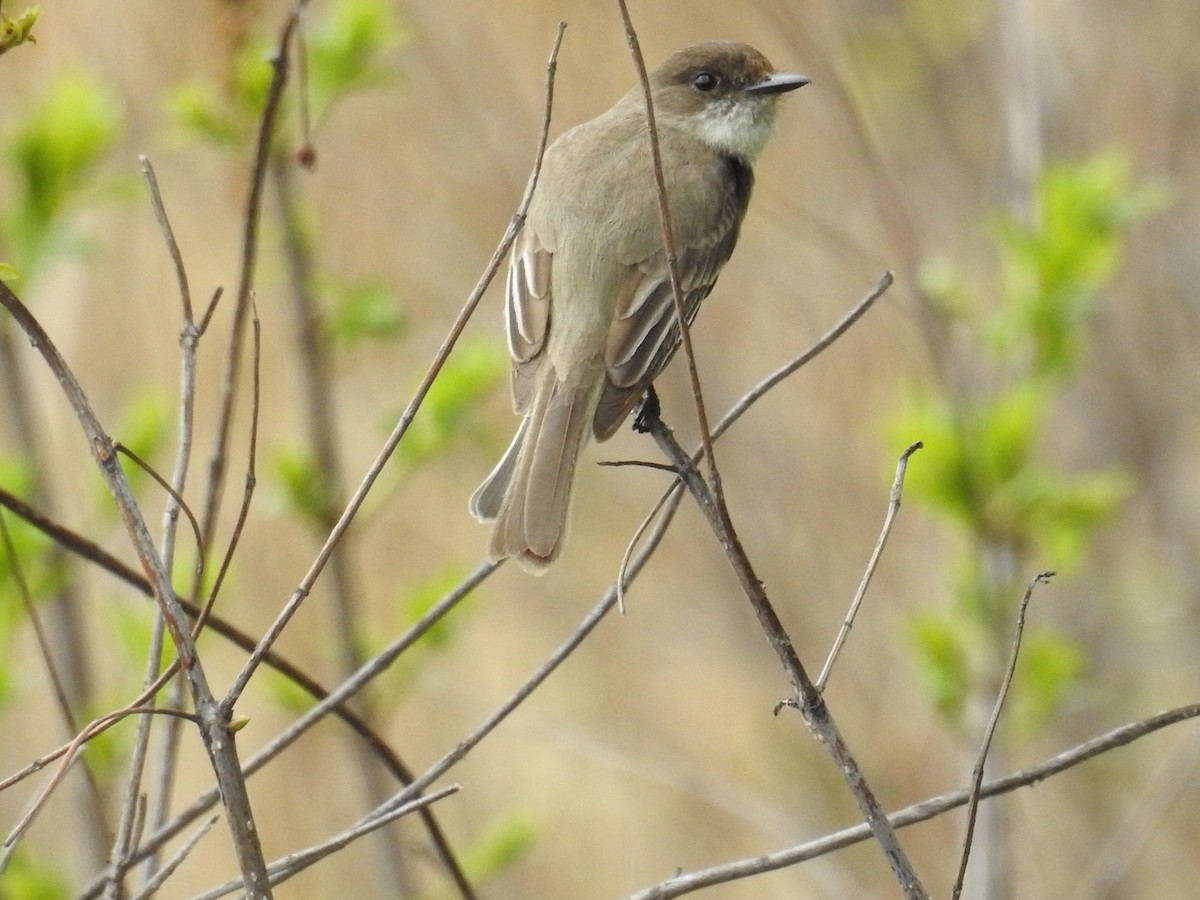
[952, 570, 1055, 899]
[222, 18, 567, 708]
[197, 1, 305, 556]
[138, 156, 192, 323]
[122, 154, 203, 894]
[615, 1, 723, 503]
[625, 702, 1200, 899]
[817, 441, 923, 690]
[88, 564, 495, 889]
[644, 413, 928, 898]
[294, 6, 316, 169]
[0, 278, 272, 893]
[128, 815, 218, 900]
[3, 706, 196, 850]
[112, 442, 204, 570]
[616, 273, 892, 609]
[191, 786, 460, 899]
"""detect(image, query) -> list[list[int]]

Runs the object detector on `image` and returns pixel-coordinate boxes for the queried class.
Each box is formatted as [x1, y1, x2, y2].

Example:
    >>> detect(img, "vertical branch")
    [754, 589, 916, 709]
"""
[197, 3, 304, 554]
[952, 572, 1054, 899]
[105, 155, 207, 897]
[614, 0, 723, 503]
[0, 279, 273, 894]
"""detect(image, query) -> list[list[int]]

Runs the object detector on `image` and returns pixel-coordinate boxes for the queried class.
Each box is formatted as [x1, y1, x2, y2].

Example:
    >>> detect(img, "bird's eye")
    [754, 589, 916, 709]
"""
[692, 71, 719, 92]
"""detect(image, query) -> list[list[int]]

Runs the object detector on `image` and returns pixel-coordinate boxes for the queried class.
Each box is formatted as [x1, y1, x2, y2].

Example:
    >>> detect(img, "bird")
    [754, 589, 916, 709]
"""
[470, 40, 808, 573]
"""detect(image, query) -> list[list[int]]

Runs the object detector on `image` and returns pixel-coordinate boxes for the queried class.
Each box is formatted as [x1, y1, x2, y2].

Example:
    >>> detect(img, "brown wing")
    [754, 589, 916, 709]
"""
[504, 226, 553, 414]
[592, 222, 743, 441]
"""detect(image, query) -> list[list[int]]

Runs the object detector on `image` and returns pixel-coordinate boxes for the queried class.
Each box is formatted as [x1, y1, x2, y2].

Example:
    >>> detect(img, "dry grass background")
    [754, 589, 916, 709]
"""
[1, 0, 1199, 897]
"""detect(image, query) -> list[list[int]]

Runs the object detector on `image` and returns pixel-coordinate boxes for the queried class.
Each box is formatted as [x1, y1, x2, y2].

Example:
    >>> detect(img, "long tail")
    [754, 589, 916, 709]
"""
[469, 369, 594, 573]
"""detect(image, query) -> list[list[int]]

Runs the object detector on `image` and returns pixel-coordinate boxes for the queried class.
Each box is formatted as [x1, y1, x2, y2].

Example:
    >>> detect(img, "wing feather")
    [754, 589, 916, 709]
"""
[504, 228, 553, 413]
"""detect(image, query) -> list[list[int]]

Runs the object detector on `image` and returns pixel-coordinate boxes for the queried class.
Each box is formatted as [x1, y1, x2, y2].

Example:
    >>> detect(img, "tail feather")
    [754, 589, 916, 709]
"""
[480, 371, 594, 573]
[468, 416, 528, 522]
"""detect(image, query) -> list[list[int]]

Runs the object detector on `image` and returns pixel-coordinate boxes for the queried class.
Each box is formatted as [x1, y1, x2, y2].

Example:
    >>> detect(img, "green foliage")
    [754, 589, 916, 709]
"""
[0, 459, 62, 708]
[0, 847, 70, 900]
[261, 663, 317, 715]
[0, 5, 40, 56]
[325, 278, 406, 345]
[165, 82, 249, 151]
[166, 0, 406, 149]
[395, 339, 507, 469]
[2, 73, 121, 271]
[395, 565, 475, 651]
[1010, 630, 1086, 735]
[268, 445, 328, 524]
[893, 152, 1162, 733]
[112, 389, 173, 497]
[0, 261, 20, 281]
[908, 612, 971, 721]
[306, 0, 408, 122]
[458, 811, 536, 887]
[110, 601, 175, 680]
[990, 153, 1171, 375]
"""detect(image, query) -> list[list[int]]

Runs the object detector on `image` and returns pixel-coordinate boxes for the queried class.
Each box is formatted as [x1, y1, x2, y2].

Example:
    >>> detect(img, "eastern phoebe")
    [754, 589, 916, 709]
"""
[470, 41, 808, 572]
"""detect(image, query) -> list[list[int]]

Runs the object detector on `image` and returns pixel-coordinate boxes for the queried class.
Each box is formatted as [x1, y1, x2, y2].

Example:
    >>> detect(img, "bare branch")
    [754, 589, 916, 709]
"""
[128, 815, 218, 900]
[615, 0, 723, 501]
[818, 440, 923, 690]
[0, 276, 271, 892]
[952, 571, 1055, 898]
[191, 786, 460, 899]
[642, 412, 928, 898]
[626, 703, 1200, 899]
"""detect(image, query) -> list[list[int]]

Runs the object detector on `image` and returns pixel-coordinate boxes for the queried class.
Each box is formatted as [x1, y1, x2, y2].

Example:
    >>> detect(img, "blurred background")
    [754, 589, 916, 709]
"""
[0, 0, 1198, 897]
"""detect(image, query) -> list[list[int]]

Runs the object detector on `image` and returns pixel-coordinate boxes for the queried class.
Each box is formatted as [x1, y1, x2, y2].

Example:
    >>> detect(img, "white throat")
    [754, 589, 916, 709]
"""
[691, 97, 778, 163]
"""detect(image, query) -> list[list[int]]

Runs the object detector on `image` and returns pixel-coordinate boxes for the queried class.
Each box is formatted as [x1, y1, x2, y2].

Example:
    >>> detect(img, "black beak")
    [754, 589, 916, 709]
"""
[746, 73, 810, 96]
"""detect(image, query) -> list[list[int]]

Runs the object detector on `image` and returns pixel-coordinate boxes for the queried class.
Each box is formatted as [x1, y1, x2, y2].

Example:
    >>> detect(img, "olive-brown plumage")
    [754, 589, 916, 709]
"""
[470, 42, 808, 572]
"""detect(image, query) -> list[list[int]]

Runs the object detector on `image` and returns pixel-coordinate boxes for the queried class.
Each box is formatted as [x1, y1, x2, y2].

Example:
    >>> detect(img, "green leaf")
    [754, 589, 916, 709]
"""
[164, 82, 247, 149]
[0, 6, 40, 56]
[990, 152, 1170, 376]
[0, 847, 70, 900]
[394, 339, 507, 468]
[109, 602, 176, 680]
[1010, 629, 1085, 734]
[460, 811, 536, 884]
[908, 612, 970, 722]
[112, 389, 172, 494]
[1023, 467, 1131, 567]
[307, 0, 408, 119]
[261, 665, 317, 715]
[8, 73, 122, 267]
[0, 262, 22, 282]
[326, 279, 406, 344]
[269, 445, 328, 523]
[396, 565, 474, 650]
[976, 383, 1047, 489]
